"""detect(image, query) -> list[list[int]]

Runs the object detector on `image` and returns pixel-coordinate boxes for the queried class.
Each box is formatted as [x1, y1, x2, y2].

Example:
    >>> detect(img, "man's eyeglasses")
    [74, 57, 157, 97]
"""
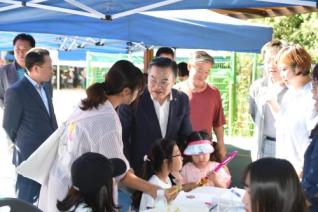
[148, 78, 170, 88]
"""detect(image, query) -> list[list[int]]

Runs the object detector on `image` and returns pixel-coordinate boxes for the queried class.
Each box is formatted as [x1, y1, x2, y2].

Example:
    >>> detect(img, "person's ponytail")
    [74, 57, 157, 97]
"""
[80, 82, 107, 111]
[80, 60, 143, 111]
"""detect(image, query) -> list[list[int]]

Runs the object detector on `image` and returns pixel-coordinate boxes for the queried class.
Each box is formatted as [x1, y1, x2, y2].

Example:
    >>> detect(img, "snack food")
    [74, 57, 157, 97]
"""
[198, 177, 208, 186]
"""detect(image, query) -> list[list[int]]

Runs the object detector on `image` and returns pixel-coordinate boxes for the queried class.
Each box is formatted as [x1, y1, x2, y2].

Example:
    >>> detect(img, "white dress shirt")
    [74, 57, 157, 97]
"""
[25, 73, 50, 115]
[151, 93, 172, 137]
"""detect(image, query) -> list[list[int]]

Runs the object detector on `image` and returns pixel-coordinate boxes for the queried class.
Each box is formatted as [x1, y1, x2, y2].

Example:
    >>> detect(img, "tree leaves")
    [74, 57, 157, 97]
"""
[251, 12, 318, 63]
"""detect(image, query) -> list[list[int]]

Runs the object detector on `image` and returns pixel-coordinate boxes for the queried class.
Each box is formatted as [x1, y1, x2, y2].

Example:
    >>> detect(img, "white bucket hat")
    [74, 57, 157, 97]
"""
[184, 139, 214, 155]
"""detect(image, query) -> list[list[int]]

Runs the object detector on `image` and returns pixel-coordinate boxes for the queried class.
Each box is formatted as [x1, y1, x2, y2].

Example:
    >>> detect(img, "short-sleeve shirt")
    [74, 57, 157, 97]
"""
[139, 175, 172, 211]
[180, 161, 231, 188]
[175, 82, 225, 137]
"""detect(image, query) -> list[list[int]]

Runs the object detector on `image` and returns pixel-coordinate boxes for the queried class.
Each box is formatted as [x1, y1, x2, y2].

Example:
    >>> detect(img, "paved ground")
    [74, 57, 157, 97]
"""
[0, 89, 253, 200]
[0, 89, 86, 200]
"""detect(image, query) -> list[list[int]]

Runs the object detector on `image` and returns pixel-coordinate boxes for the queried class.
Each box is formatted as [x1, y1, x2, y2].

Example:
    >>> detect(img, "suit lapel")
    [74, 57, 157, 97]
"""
[22, 78, 50, 117]
[143, 89, 162, 137]
[166, 90, 176, 137]
[44, 86, 54, 116]
[43, 85, 58, 128]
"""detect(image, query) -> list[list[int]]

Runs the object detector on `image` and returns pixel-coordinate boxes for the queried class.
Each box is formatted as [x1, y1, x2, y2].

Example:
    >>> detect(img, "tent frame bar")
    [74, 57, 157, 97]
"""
[0, 0, 182, 20]
[112, 0, 182, 19]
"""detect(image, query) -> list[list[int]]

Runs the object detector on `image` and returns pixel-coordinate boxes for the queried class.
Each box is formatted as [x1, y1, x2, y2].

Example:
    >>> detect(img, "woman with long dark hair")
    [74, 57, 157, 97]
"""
[242, 158, 307, 212]
[38, 60, 163, 211]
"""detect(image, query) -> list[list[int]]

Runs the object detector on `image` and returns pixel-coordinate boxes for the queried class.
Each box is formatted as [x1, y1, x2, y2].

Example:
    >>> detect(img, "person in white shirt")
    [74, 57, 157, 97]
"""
[267, 45, 317, 174]
[137, 138, 183, 211]
[248, 40, 287, 160]
[38, 60, 172, 212]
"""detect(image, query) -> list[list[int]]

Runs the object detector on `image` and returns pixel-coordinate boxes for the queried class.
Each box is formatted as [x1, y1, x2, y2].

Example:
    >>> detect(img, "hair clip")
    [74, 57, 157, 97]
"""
[143, 155, 151, 162]
[73, 185, 80, 191]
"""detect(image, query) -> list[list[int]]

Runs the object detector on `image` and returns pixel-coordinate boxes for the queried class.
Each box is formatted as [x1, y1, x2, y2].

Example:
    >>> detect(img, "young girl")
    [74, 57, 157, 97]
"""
[57, 152, 126, 212]
[138, 138, 183, 211]
[181, 131, 231, 188]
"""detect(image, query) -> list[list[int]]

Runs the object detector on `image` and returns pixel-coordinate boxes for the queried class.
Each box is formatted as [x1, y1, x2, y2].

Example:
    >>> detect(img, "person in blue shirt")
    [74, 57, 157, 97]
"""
[302, 64, 318, 212]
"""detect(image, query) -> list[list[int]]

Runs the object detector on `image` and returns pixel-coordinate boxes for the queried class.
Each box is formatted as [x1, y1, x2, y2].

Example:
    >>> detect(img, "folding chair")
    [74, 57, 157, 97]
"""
[0, 197, 42, 212]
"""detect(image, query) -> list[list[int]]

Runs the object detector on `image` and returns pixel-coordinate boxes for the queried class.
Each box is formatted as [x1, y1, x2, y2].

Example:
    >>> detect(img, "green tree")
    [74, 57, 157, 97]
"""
[251, 12, 318, 62]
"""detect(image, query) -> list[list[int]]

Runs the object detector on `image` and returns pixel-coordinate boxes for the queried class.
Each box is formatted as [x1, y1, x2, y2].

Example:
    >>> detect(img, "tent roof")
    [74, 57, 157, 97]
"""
[0, 1, 315, 18]
[0, 6, 273, 52]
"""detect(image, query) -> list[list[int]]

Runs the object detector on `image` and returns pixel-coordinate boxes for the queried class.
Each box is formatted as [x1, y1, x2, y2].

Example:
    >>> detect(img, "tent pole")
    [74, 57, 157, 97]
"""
[143, 48, 153, 73]
[57, 64, 61, 90]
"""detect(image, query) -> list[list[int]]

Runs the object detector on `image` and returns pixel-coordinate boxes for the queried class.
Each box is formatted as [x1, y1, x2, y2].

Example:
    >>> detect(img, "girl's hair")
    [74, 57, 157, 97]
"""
[57, 181, 118, 212]
[276, 45, 312, 76]
[243, 158, 307, 212]
[184, 131, 222, 163]
[81, 60, 144, 110]
[133, 138, 177, 209]
[143, 138, 177, 180]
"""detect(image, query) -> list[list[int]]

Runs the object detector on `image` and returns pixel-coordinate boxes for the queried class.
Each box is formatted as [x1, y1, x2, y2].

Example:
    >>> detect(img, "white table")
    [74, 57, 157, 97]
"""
[186, 186, 245, 212]
[141, 186, 245, 212]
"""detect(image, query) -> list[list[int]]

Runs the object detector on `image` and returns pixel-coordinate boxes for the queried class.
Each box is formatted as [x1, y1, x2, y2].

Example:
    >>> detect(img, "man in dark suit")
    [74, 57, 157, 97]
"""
[118, 57, 192, 176]
[3, 48, 58, 204]
[0, 33, 52, 108]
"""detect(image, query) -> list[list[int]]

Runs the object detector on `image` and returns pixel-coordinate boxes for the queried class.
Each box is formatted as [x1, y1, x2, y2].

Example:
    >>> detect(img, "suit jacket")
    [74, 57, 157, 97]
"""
[0, 62, 53, 108]
[3, 77, 58, 166]
[118, 88, 192, 175]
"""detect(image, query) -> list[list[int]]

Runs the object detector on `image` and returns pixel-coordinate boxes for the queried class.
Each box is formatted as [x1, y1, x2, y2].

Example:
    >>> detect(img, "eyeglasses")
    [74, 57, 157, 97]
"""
[148, 77, 170, 88]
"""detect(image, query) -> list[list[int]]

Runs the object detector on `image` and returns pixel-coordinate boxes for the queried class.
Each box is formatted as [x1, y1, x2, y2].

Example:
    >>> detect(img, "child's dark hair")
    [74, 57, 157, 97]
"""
[242, 158, 307, 212]
[143, 138, 177, 180]
[57, 184, 119, 212]
[132, 138, 177, 209]
[185, 130, 222, 163]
